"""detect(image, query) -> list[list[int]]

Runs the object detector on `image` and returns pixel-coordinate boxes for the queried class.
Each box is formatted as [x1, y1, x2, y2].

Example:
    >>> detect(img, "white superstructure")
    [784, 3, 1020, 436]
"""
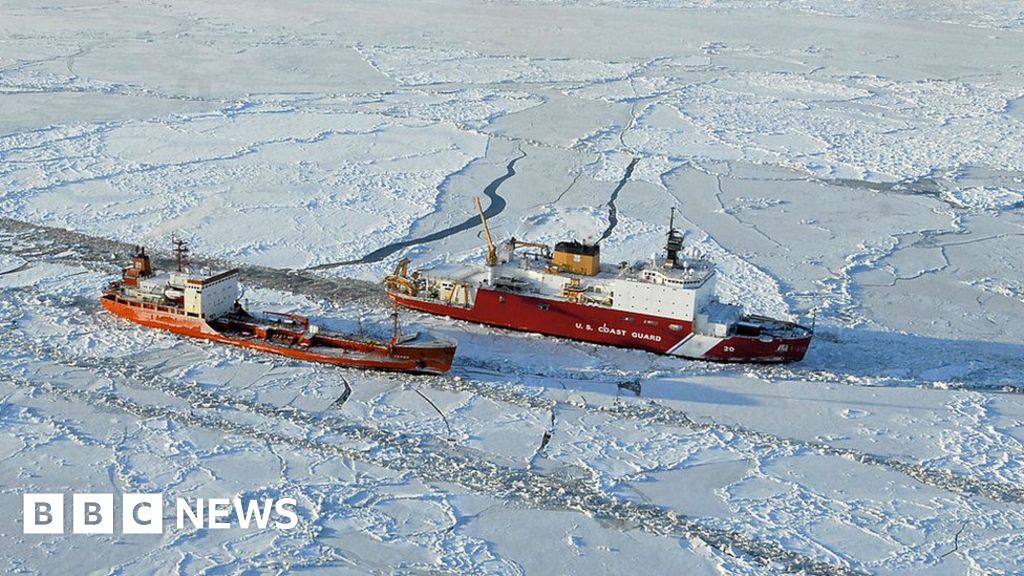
[183, 269, 239, 319]
[124, 265, 239, 321]
[478, 251, 719, 324]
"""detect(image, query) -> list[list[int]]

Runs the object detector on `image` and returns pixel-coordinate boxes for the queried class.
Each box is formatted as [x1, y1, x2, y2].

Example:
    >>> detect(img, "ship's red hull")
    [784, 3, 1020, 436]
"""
[101, 295, 455, 374]
[389, 287, 810, 362]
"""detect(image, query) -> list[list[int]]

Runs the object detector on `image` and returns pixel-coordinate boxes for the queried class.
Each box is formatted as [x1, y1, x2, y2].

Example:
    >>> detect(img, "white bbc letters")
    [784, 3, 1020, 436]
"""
[23, 494, 64, 534]
[24, 493, 298, 534]
[123, 493, 164, 534]
[72, 493, 114, 534]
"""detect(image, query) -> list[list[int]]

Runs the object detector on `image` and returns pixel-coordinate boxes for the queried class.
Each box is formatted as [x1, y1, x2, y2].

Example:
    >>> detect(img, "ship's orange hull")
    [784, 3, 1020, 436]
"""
[100, 295, 455, 374]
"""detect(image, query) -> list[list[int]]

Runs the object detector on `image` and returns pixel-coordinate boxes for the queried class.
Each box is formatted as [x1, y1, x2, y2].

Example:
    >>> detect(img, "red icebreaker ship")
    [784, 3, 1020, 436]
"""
[385, 203, 811, 363]
[102, 240, 456, 374]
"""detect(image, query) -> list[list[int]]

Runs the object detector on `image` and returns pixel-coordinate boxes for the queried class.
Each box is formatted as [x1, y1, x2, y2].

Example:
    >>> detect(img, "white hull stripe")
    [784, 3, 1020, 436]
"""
[666, 333, 694, 354]
[667, 333, 722, 358]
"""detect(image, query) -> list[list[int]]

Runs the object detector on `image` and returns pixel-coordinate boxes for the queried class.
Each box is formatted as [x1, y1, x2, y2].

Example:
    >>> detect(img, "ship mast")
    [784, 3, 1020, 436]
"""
[665, 207, 684, 266]
[389, 304, 401, 347]
[475, 196, 498, 267]
[171, 236, 190, 272]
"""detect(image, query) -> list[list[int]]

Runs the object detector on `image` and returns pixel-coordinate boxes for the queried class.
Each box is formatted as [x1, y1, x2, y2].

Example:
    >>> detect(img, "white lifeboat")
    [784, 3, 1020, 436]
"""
[164, 287, 185, 302]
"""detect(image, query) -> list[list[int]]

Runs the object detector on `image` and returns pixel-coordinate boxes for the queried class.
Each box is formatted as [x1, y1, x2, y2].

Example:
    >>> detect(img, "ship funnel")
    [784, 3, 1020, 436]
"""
[553, 240, 600, 276]
[130, 246, 153, 278]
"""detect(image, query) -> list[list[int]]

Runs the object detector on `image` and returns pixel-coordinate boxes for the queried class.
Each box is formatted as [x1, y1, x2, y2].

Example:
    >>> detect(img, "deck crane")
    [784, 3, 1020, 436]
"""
[475, 196, 498, 266]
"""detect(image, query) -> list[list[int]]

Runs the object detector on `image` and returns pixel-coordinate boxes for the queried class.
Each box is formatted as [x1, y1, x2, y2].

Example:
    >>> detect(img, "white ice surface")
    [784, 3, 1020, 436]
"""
[3, 1, 1024, 574]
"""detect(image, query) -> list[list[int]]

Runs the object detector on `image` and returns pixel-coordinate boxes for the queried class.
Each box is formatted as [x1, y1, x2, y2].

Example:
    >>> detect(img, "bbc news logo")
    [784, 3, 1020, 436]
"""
[23, 493, 298, 534]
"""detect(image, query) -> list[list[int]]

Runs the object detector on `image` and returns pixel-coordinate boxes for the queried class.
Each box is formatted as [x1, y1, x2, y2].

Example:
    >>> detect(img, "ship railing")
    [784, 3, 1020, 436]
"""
[111, 294, 182, 316]
[744, 314, 814, 338]
[261, 310, 310, 329]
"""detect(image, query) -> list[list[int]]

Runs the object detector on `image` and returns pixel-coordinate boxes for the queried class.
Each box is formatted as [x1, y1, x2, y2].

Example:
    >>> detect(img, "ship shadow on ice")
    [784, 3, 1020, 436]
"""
[633, 380, 760, 406]
[753, 325, 1024, 391]
[449, 321, 1024, 405]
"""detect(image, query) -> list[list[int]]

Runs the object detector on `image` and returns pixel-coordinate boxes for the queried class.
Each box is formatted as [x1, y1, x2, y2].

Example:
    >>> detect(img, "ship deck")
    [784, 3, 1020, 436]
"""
[213, 311, 453, 352]
[422, 252, 716, 290]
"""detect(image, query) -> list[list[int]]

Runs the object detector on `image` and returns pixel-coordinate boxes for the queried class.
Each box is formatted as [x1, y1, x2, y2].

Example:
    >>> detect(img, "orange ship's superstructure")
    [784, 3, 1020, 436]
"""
[101, 242, 456, 374]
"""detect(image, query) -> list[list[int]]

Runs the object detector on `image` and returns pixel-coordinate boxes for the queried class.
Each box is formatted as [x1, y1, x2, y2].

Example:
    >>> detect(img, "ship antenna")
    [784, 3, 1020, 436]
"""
[171, 235, 190, 272]
[665, 207, 684, 265]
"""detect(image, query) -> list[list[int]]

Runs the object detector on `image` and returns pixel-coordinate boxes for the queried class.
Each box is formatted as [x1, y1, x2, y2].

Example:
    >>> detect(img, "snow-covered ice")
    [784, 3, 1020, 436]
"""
[2, 1, 1024, 574]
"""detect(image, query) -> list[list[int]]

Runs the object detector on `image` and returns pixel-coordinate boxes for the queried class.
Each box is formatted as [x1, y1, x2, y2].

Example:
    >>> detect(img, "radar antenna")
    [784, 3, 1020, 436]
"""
[171, 236, 190, 272]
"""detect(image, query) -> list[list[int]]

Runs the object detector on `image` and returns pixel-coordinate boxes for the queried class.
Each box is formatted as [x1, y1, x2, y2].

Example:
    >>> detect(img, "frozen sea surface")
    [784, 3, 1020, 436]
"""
[2, 1, 1023, 574]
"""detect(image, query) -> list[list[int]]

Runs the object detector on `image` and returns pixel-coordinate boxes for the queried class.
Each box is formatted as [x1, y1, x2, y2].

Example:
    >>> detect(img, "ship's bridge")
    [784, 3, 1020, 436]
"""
[506, 251, 714, 285]
[621, 256, 715, 288]
[603, 256, 716, 321]
[131, 267, 240, 320]
[183, 269, 240, 320]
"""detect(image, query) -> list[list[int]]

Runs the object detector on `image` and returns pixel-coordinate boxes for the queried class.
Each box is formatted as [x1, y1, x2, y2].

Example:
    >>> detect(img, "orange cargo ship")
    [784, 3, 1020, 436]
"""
[101, 241, 456, 374]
